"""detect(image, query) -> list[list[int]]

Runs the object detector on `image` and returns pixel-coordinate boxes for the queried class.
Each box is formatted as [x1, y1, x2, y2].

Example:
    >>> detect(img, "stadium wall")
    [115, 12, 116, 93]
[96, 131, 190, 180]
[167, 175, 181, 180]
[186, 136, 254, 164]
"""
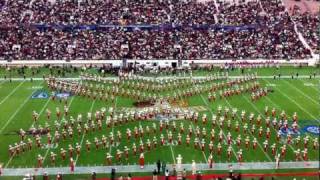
[0, 59, 318, 68]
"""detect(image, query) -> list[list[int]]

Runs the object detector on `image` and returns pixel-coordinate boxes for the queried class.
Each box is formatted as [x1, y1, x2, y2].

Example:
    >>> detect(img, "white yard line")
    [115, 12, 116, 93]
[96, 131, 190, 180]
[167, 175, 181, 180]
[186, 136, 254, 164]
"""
[263, 79, 318, 120]
[189, 122, 207, 163]
[1, 76, 319, 82]
[298, 79, 319, 92]
[224, 99, 273, 162]
[29, 98, 51, 128]
[5, 96, 51, 168]
[75, 100, 96, 165]
[0, 82, 40, 134]
[200, 95, 238, 158]
[241, 95, 297, 152]
[169, 145, 176, 164]
[283, 80, 319, 105]
[166, 129, 176, 164]
[0, 81, 25, 106]
[0, 80, 6, 87]
[43, 96, 76, 162]
[108, 97, 118, 155]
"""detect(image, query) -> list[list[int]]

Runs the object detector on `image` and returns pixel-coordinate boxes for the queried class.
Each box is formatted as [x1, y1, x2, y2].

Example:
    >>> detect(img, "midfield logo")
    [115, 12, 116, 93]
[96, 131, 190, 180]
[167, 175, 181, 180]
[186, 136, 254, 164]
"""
[302, 125, 319, 135]
[31, 90, 49, 99]
[54, 92, 72, 99]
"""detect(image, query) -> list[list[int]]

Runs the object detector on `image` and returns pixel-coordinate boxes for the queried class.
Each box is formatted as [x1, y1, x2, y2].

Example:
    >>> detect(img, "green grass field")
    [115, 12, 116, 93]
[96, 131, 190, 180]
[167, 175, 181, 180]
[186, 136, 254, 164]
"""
[0, 66, 319, 179]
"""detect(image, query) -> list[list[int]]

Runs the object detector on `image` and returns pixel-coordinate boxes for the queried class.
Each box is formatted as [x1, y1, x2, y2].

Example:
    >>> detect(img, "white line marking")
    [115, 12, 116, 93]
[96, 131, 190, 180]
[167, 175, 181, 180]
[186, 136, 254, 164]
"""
[283, 80, 319, 105]
[200, 95, 238, 159]
[109, 97, 118, 155]
[0, 81, 25, 106]
[0, 82, 40, 133]
[189, 122, 208, 163]
[241, 95, 297, 153]
[225, 98, 273, 162]
[5, 93, 51, 168]
[263, 79, 318, 120]
[43, 96, 76, 162]
[75, 100, 96, 165]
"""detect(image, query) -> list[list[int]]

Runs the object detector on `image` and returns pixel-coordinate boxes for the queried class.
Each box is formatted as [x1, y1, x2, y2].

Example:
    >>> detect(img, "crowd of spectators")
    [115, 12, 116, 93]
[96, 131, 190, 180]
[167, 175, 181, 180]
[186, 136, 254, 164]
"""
[0, 0, 317, 60]
[290, 5, 319, 53]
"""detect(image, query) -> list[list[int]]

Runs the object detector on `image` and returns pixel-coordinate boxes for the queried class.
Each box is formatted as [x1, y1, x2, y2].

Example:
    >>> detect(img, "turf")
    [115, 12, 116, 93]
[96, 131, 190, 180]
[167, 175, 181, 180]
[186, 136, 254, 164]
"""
[0, 66, 319, 177]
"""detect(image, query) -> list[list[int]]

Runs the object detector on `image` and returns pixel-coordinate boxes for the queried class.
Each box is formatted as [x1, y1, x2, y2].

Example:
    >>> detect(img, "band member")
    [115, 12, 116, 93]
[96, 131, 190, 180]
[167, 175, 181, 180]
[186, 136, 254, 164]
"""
[281, 145, 287, 158]
[271, 143, 276, 156]
[124, 146, 129, 160]
[132, 143, 137, 156]
[275, 154, 280, 169]
[252, 138, 257, 150]
[86, 140, 91, 152]
[102, 135, 107, 148]
[294, 149, 301, 161]
[245, 136, 250, 149]
[116, 149, 123, 162]
[139, 153, 145, 169]
[33, 111, 39, 122]
[263, 140, 268, 152]
[139, 141, 144, 153]
[186, 135, 190, 146]
[264, 106, 269, 116]
[194, 138, 199, 149]
[236, 135, 242, 147]
[180, 123, 185, 134]
[61, 148, 67, 160]
[209, 141, 214, 153]
[70, 158, 75, 172]
[50, 152, 57, 165]
[94, 137, 100, 150]
[208, 155, 213, 168]
[227, 132, 232, 145]
[237, 149, 243, 164]
[147, 139, 151, 151]
[106, 153, 112, 165]
[313, 138, 319, 150]
[56, 107, 61, 120]
[68, 144, 74, 157]
[304, 136, 309, 148]
[302, 148, 308, 161]
[210, 129, 215, 141]
[217, 143, 222, 155]
[37, 154, 44, 168]
[201, 139, 205, 151]
[76, 143, 81, 156]
[227, 146, 232, 161]
[178, 133, 182, 145]
[272, 108, 276, 117]
[202, 114, 207, 124]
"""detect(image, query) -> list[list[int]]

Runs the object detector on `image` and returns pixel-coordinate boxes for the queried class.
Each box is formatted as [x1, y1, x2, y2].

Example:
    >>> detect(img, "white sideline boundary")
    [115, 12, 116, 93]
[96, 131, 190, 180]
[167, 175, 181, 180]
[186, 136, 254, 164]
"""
[1, 161, 318, 176]
[0, 75, 319, 82]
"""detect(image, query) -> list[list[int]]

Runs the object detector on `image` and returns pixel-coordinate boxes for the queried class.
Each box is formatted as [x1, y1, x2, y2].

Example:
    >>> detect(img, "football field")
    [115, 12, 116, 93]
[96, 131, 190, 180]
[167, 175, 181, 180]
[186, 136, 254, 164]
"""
[0, 66, 319, 178]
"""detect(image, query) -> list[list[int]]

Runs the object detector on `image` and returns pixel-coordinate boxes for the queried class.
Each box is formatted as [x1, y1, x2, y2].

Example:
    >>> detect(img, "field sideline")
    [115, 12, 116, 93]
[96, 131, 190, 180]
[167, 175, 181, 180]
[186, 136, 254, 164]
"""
[0, 67, 319, 178]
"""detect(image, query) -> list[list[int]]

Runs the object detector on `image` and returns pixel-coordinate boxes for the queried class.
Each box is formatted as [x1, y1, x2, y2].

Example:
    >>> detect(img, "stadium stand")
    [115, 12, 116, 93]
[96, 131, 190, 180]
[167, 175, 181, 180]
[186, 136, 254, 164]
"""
[0, 0, 318, 60]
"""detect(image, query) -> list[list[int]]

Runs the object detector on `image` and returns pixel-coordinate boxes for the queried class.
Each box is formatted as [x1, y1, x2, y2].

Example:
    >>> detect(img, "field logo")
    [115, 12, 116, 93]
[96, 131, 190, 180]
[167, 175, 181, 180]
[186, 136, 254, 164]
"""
[55, 92, 72, 99]
[303, 125, 319, 135]
[279, 127, 300, 137]
[266, 83, 276, 87]
[31, 91, 49, 99]
[304, 83, 315, 87]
